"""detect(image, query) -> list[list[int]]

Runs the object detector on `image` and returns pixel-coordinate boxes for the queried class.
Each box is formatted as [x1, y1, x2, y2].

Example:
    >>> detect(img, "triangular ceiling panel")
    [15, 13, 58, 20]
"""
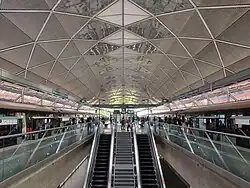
[39, 14, 70, 41]
[50, 72, 67, 86]
[59, 57, 79, 69]
[39, 40, 68, 59]
[171, 72, 187, 90]
[127, 18, 173, 39]
[85, 43, 120, 55]
[3, 12, 50, 40]
[84, 55, 102, 66]
[73, 40, 98, 54]
[195, 42, 222, 67]
[0, 58, 24, 74]
[226, 56, 250, 73]
[55, 13, 89, 37]
[65, 72, 77, 83]
[217, 11, 250, 46]
[150, 38, 175, 53]
[31, 62, 53, 78]
[169, 56, 190, 68]
[107, 47, 141, 58]
[1, 0, 50, 9]
[126, 42, 163, 54]
[217, 42, 250, 67]
[59, 41, 81, 59]
[205, 70, 225, 83]
[159, 58, 178, 75]
[71, 64, 88, 78]
[74, 20, 120, 40]
[50, 62, 68, 78]
[199, 8, 249, 38]
[0, 14, 32, 50]
[44, 0, 57, 8]
[56, 0, 116, 16]
[0, 44, 33, 68]
[193, 0, 250, 6]
[103, 30, 143, 45]
[132, 0, 193, 15]
[195, 60, 221, 78]
[29, 45, 55, 67]
[158, 10, 195, 35]
[97, 0, 150, 26]
[182, 71, 200, 85]
[180, 59, 201, 78]
[179, 11, 211, 38]
[180, 38, 211, 56]
[167, 39, 189, 57]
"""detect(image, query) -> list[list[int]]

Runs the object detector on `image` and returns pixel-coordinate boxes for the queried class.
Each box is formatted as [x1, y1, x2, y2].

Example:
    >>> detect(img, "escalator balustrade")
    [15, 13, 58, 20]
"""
[90, 134, 111, 188]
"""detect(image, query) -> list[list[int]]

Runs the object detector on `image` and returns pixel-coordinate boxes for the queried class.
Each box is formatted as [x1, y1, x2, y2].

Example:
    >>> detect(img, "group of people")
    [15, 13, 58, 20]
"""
[120, 116, 133, 131]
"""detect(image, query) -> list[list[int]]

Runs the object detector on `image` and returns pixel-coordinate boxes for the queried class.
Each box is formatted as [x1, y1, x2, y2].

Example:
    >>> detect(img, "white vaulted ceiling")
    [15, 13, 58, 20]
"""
[1, 0, 250, 104]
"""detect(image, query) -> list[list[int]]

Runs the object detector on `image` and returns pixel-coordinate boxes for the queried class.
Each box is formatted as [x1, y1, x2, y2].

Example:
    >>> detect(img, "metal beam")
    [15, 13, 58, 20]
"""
[91, 103, 158, 108]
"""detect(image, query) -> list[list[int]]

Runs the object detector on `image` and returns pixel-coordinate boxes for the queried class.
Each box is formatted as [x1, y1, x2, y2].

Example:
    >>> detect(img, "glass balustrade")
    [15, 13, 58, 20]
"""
[0, 123, 95, 182]
[153, 122, 250, 183]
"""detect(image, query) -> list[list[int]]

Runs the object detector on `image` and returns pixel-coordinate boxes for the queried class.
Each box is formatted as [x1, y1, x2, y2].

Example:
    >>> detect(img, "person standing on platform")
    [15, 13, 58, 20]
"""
[127, 117, 131, 131]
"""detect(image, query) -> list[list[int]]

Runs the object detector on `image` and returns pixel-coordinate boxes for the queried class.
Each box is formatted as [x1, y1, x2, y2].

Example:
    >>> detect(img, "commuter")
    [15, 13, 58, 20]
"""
[86, 116, 91, 134]
[121, 117, 125, 130]
[110, 115, 113, 124]
[164, 116, 168, 123]
[127, 117, 131, 131]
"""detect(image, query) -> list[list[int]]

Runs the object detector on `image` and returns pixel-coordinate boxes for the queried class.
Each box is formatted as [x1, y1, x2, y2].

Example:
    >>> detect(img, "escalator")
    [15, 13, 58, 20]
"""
[90, 134, 111, 188]
[137, 134, 159, 188]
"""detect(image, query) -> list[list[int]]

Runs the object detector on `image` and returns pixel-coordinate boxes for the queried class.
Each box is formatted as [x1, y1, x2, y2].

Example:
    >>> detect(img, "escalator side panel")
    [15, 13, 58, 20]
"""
[137, 134, 159, 188]
[90, 134, 111, 188]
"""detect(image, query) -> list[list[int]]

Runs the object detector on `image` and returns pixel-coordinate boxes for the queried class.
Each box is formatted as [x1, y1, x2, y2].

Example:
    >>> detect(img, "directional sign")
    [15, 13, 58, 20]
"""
[127, 110, 134, 114]
[161, 98, 169, 103]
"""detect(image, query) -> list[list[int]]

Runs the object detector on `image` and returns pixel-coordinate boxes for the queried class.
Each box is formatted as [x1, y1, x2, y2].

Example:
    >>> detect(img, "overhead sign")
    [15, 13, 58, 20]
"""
[0, 119, 18, 125]
[79, 99, 87, 103]
[161, 98, 169, 103]
[235, 118, 250, 125]
[121, 108, 126, 114]
[127, 110, 134, 114]
[52, 90, 68, 99]
[113, 110, 120, 114]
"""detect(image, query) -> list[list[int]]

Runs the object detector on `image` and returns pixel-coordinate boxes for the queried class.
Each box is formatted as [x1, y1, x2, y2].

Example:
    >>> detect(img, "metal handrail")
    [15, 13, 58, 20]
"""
[0, 123, 86, 139]
[133, 125, 142, 188]
[148, 124, 166, 188]
[58, 155, 89, 188]
[107, 124, 115, 188]
[83, 126, 99, 188]
[159, 122, 250, 139]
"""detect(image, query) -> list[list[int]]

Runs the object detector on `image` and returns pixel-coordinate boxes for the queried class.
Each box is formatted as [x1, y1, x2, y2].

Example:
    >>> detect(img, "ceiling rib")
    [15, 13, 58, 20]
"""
[128, 0, 205, 92]
[188, 0, 227, 77]
[24, 0, 63, 78]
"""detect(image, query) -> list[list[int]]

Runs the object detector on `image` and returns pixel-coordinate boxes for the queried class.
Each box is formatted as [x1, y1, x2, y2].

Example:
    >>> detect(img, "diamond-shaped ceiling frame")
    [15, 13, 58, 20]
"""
[0, 0, 250, 104]
[97, 0, 151, 26]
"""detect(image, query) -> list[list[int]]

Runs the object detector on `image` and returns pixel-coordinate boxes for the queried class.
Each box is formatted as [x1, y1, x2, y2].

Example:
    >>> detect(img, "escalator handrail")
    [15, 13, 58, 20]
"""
[58, 155, 89, 188]
[108, 123, 115, 188]
[133, 125, 142, 188]
[82, 126, 100, 188]
[148, 124, 166, 188]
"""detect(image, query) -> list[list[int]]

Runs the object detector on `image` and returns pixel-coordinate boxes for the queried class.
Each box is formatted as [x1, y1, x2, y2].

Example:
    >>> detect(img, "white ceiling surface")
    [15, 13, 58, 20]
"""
[1, 0, 250, 103]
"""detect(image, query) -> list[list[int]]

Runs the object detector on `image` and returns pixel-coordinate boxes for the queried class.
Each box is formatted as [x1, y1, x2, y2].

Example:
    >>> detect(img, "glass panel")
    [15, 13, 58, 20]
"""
[0, 123, 93, 182]
[1, 134, 32, 180]
[159, 123, 250, 182]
